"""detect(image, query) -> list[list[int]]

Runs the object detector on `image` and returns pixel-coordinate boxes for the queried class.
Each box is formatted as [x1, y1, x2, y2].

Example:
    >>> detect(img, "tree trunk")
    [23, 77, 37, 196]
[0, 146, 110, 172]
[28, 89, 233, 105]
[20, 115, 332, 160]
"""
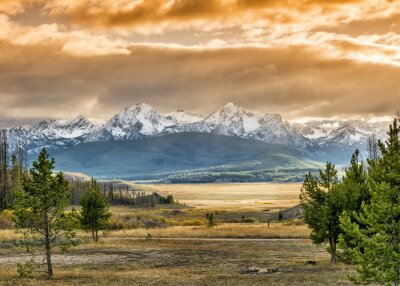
[44, 213, 53, 278]
[95, 230, 98, 242]
[330, 240, 337, 264]
[392, 266, 400, 286]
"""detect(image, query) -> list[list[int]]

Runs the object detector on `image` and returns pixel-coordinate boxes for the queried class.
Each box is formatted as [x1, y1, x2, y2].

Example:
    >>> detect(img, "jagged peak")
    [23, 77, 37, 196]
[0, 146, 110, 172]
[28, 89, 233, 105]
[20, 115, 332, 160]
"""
[211, 103, 282, 121]
[33, 118, 59, 128]
[117, 103, 156, 116]
[220, 102, 242, 112]
[167, 109, 202, 116]
[166, 109, 204, 124]
[64, 115, 92, 125]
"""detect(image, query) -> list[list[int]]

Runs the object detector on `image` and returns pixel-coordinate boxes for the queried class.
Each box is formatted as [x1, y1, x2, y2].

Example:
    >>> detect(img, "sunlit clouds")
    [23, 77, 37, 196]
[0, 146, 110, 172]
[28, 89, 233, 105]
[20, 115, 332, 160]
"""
[0, 0, 399, 126]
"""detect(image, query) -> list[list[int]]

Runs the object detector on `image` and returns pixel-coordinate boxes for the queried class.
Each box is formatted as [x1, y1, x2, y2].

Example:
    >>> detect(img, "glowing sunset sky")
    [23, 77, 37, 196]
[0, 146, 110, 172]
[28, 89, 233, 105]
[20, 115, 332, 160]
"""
[0, 0, 399, 126]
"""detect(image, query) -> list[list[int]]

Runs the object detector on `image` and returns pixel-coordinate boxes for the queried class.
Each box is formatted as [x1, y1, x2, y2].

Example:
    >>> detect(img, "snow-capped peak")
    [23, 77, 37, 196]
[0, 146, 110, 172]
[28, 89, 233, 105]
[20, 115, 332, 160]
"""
[295, 119, 390, 146]
[5, 102, 391, 158]
[116, 103, 155, 121]
[221, 102, 242, 112]
[63, 115, 92, 126]
[89, 103, 176, 140]
[165, 109, 203, 124]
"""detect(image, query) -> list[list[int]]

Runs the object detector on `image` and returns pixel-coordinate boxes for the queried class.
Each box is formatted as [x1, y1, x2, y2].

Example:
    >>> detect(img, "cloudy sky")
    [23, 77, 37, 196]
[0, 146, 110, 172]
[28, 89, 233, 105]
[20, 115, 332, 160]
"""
[0, 0, 399, 127]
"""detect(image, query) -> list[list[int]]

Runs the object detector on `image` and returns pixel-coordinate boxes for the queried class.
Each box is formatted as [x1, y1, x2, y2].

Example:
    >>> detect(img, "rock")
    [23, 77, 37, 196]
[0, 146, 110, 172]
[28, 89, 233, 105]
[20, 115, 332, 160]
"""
[247, 266, 261, 273]
[259, 267, 279, 273]
[245, 266, 280, 274]
[306, 260, 317, 265]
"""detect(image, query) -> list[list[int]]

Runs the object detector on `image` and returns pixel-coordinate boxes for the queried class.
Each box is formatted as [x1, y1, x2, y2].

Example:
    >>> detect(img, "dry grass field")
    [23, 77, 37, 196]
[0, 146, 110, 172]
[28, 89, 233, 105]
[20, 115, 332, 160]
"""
[0, 239, 355, 285]
[0, 183, 357, 285]
[105, 223, 310, 239]
[145, 183, 302, 211]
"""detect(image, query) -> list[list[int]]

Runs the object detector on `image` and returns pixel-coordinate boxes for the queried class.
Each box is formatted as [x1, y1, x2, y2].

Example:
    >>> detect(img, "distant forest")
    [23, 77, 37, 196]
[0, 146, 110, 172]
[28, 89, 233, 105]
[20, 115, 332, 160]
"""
[68, 179, 174, 207]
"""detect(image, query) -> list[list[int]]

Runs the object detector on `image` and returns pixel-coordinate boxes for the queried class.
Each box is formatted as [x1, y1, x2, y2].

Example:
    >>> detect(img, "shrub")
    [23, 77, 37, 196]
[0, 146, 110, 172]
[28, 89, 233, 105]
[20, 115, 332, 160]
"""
[243, 218, 256, 223]
[17, 258, 35, 278]
[206, 213, 216, 227]
[0, 210, 13, 229]
[278, 210, 283, 221]
[181, 219, 204, 226]
[282, 219, 304, 226]
[0, 241, 13, 249]
[108, 214, 168, 230]
[224, 218, 241, 223]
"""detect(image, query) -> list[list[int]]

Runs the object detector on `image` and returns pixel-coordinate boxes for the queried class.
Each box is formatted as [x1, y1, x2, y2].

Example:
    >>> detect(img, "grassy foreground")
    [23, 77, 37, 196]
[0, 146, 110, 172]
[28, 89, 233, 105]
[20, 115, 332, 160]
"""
[0, 183, 356, 285]
[0, 238, 355, 286]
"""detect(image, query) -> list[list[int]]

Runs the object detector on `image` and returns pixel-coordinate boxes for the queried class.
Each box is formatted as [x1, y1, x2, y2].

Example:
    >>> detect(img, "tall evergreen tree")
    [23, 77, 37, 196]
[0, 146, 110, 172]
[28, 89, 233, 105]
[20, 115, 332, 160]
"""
[80, 178, 111, 242]
[300, 163, 343, 263]
[0, 130, 9, 210]
[13, 149, 76, 278]
[342, 150, 369, 209]
[367, 134, 380, 162]
[335, 150, 369, 262]
[9, 154, 22, 207]
[340, 119, 400, 285]
[319, 162, 338, 190]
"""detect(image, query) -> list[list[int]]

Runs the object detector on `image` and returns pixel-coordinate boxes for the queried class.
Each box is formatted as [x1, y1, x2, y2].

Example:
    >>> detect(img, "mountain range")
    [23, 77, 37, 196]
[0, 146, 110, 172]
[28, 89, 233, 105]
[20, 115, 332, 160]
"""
[5, 103, 390, 181]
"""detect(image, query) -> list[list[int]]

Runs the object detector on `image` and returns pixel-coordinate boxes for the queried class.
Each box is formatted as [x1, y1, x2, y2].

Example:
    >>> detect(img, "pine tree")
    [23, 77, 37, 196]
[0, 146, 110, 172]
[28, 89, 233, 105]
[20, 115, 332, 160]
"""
[342, 150, 369, 209]
[12, 149, 76, 278]
[0, 130, 9, 210]
[336, 150, 369, 262]
[367, 134, 380, 162]
[80, 178, 111, 242]
[340, 119, 400, 285]
[9, 154, 22, 207]
[300, 163, 343, 263]
[319, 162, 338, 190]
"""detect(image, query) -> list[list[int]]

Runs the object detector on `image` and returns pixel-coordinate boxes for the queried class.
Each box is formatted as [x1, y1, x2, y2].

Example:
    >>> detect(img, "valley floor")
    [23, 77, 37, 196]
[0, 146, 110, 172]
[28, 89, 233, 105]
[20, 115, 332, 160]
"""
[0, 184, 356, 285]
[142, 182, 302, 211]
[0, 238, 354, 286]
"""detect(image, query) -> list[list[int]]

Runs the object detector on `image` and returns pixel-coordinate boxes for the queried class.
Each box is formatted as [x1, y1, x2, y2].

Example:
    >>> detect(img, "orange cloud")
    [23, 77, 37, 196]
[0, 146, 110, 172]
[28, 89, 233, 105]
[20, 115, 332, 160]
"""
[0, 0, 398, 125]
[39, 0, 376, 29]
[0, 41, 399, 125]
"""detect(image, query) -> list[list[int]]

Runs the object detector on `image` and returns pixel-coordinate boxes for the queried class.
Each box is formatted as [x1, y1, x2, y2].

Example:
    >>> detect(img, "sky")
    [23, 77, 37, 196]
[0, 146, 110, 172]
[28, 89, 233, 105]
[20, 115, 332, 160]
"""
[0, 0, 399, 127]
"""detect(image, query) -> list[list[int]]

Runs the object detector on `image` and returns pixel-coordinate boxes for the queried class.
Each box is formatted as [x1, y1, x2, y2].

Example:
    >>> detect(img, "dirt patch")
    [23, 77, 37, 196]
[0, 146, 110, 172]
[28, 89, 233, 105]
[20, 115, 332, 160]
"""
[0, 253, 128, 265]
[0, 249, 164, 266]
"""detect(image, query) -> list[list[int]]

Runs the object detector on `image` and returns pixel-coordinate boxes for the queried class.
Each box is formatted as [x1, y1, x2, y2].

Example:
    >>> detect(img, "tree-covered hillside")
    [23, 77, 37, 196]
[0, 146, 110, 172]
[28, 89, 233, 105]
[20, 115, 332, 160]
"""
[50, 133, 322, 182]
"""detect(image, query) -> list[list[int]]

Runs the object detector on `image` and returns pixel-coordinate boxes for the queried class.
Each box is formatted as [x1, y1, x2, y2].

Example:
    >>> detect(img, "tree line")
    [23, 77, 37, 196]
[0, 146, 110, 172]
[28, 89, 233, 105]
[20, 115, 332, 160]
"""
[69, 179, 174, 207]
[300, 118, 400, 285]
[0, 130, 28, 210]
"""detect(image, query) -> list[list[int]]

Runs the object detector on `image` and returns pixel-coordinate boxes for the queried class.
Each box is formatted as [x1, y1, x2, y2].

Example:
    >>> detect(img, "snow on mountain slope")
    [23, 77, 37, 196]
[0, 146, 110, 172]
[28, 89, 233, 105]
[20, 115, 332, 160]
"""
[5, 102, 392, 157]
[202, 102, 262, 134]
[84, 103, 177, 142]
[295, 120, 389, 147]
[294, 121, 340, 140]
[8, 115, 97, 153]
[320, 121, 388, 146]
[54, 116, 97, 139]
[165, 110, 204, 124]
[191, 102, 311, 148]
